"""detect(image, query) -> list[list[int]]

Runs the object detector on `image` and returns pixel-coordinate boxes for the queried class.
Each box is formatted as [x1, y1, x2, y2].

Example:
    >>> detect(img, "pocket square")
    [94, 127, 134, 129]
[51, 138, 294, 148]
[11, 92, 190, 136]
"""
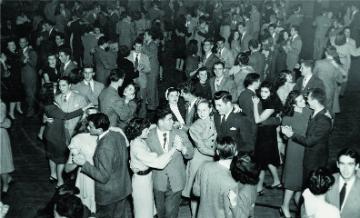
[230, 127, 237, 130]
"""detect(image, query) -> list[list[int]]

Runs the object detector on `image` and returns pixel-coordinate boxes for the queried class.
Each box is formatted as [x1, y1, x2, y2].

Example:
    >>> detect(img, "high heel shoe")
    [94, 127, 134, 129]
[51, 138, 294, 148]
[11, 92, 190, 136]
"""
[16, 107, 23, 115]
[279, 207, 292, 218]
[9, 113, 15, 120]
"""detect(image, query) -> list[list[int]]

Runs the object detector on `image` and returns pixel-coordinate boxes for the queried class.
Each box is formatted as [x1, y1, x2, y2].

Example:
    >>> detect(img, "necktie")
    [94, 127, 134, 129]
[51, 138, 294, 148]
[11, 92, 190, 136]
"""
[162, 133, 167, 150]
[221, 115, 225, 124]
[134, 53, 139, 68]
[62, 94, 67, 102]
[340, 183, 347, 208]
[87, 82, 93, 93]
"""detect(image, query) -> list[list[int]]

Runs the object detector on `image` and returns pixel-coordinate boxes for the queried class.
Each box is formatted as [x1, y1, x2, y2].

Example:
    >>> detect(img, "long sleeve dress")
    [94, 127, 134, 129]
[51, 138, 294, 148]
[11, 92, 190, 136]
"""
[0, 101, 14, 175]
[130, 138, 174, 218]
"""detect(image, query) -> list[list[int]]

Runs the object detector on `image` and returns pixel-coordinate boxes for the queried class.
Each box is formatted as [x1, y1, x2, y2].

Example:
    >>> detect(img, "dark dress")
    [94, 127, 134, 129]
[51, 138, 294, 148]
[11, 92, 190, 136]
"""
[193, 80, 212, 100]
[3, 50, 23, 102]
[255, 96, 282, 169]
[117, 57, 139, 88]
[44, 104, 83, 164]
[42, 66, 60, 83]
[282, 107, 312, 191]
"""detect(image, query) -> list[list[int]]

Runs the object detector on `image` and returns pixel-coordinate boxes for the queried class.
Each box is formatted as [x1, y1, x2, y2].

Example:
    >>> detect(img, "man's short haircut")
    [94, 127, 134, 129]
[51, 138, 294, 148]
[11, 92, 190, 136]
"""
[213, 61, 225, 69]
[216, 36, 226, 43]
[59, 47, 72, 57]
[133, 37, 143, 46]
[337, 148, 360, 164]
[58, 76, 71, 84]
[308, 88, 327, 106]
[230, 153, 260, 185]
[87, 113, 110, 132]
[216, 136, 237, 159]
[301, 59, 314, 70]
[97, 36, 109, 46]
[109, 69, 125, 82]
[203, 38, 214, 45]
[243, 73, 260, 88]
[155, 107, 173, 124]
[237, 22, 245, 28]
[178, 79, 196, 95]
[213, 91, 232, 103]
[248, 39, 260, 49]
[196, 66, 208, 76]
[54, 194, 84, 218]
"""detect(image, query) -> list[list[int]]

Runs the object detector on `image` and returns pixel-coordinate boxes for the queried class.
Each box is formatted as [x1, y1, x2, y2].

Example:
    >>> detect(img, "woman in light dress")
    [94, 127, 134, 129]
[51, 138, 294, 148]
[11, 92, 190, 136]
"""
[302, 167, 340, 218]
[126, 118, 179, 218]
[183, 99, 217, 218]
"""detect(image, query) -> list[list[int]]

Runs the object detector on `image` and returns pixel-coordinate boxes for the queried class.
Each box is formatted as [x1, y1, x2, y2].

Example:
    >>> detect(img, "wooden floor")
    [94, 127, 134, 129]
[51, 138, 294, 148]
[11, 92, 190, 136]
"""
[2, 17, 360, 217]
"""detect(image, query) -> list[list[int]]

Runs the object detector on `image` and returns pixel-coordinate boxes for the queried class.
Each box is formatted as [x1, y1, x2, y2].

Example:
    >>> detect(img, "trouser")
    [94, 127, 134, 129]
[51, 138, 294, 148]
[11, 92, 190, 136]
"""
[23, 80, 37, 113]
[96, 198, 131, 218]
[154, 189, 182, 218]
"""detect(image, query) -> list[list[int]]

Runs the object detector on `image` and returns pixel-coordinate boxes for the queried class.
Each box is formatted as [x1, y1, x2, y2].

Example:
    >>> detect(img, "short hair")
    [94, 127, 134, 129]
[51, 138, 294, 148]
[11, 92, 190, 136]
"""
[216, 136, 237, 160]
[237, 22, 245, 28]
[54, 194, 84, 218]
[235, 52, 250, 65]
[307, 167, 335, 195]
[248, 39, 260, 49]
[125, 118, 151, 141]
[203, 38, 214, 45]
[178, 80, 196, 95]
[283, 90, 302, 117]
[59, 47, 72, 57]
[308, 88, 327, 106]
[259, 80, 275, 96]
[337, 148, 360, 164]
[165, 87, 180, 98]
[243, 73, 260, 88]
[155, 107, 173, 124]
[230, 153, 260, 185]
[196, 66, 209, 76]
[118, 45, 130, 58]
[213, 91, 232, 103]
[58, 76, 71, 84]
[216, 36, 226, 43]
[109, 69, 125, 82]
[97, 36, 109, 46]
[213, 61, 225, 69]
[133, 38, 143, 46]
[87, 113, 110, 132]
[301, 59, 314, 71]
[275, 69, 292, 89]
[186, 39, 198, 56]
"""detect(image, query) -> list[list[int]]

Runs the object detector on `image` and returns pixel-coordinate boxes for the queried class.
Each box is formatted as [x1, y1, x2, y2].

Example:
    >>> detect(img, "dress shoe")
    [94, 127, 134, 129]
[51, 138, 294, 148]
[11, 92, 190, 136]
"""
[257, 189, 265, 196]
[265, 183, 283, 189]
[9, 113, 15, 120]
[279, 207, 292, 218]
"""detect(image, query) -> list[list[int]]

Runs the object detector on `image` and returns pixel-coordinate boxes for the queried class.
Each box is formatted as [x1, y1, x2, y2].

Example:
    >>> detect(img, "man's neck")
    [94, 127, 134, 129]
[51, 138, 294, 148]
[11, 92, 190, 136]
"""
[248, 86, 256, 93]
[313, 105, 324, 115]
[205, 51, 212, 56]
[110, 83, 118, 90]
[216, 75, 224, 80]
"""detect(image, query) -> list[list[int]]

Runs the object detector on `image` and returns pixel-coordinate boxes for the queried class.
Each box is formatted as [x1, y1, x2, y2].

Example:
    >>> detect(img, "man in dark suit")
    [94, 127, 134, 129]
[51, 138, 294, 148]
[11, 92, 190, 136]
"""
[146, 108, 194, 218]
[326, 148, 360, 218]
[238, 22, 252, 52]
[72, 66, 104, 107]
[350, 4, 360, 47]
[73, 113, 131, 218]
[248, 39, 266, 80]
[293, 60, 325, 95]
[209, 61, 237, 100]
[213, 91, 253, 152]
[179, 80, 201, 130]
[94, 36, 118, 85]
[58, 47, 78, 78]
[98, 69, 136, 129]
[282, 88, 332, 183]
[201, 38, 220, 76]
[19, 37, 38, 117]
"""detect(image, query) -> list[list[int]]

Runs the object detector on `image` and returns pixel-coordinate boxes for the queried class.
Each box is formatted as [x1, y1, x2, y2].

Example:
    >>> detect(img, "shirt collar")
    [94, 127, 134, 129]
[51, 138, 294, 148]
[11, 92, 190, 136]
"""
[84, 79, 94, 85]
[62, 91, 72, 101]
[64, 60, 71, 69]
[223, 106, 233, 121]
[188, 98, 198, 110]
[156, 127, 169, 136]
[98, 129, 110, 140]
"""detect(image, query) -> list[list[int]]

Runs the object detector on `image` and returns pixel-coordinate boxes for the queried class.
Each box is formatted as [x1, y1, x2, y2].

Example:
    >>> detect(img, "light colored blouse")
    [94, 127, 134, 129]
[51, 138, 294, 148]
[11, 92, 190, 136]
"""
[302, 188, 340, 218]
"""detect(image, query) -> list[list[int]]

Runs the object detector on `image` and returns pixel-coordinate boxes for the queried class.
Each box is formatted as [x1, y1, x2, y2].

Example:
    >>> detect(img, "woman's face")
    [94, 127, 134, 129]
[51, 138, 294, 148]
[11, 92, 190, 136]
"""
[294, 95, 306, 108]
[283, 31, 289, 40]
[198, 70, 208, 83]
[260, 87, 271, 100]
[48, 55, 57, 68]
[7, 41, 16, 53]
[167, 90, 179, 104]
[140, 127, 150, 138]
[286, 74, 293, 83]
[197, 102, 212, 120]
[123, 84, 136, 100]
[233, 31, 240, 40]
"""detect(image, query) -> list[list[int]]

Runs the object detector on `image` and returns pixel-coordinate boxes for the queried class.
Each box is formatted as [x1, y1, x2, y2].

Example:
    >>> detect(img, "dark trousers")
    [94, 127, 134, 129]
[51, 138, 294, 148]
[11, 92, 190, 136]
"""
[96, 198, 131, 218]
[23, 79, 37, 113]
[154, 189, 182, 218]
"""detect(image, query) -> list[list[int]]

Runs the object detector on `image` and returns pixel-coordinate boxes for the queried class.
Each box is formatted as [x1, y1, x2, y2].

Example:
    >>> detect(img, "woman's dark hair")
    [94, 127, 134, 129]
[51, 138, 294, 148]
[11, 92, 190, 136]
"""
[186, 39, 198, 56]
[125, 118, 151, 141]
[274, 69, 292, 90]
[230, 153, 260, 185]
[165, 87, 180, 98]
[118, 45, 130, 58]
[258, 80, 275, 98]
[54, 194, 84, 218]
[235, 52, 250, 66]
[228, 30, 240, 45]
[87, 113, 110, 132]
[39, 83, 56, 106]
[307, 167, 335, 195]
[97, 36, 109, 46]
[215, 136, 237, 160]
[334, 32, 347, 46]
[277, 29, 289, 44]
[282, 90, 302, 117]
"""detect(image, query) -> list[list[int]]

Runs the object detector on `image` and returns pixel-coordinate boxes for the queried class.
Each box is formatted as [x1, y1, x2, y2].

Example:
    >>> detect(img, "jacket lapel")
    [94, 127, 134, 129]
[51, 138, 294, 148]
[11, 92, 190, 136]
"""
[147, 128, 164, 155]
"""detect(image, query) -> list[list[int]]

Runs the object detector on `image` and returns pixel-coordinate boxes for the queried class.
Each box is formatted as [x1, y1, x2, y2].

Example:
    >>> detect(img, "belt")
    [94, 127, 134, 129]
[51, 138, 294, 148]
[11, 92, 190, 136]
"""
[136, 168, 152, 175]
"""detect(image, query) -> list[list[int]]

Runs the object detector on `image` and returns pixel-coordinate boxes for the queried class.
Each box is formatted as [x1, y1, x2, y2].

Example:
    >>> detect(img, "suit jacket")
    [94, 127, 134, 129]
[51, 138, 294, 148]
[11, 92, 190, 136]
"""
[98, 86, 136, 128]
[326, 173, 360, 218]
[202, 53, 220, 76]
[214, 109, 253, 152]
[94, 47, 117, 85]
[72, 80, 104, 106]
[217, 47, 235, 69]
[313, 59, 343, 113]
[55, 91, 87, 137]
[127, 51, 151, 89]
[293, 74, 326, 95]
[248, 51, 266, 79]
[291, 109, 332, 177]
[189, 116, 217, 156]
[286, 35, 302, 70]
[240, 32, 252, 52]
[82, 131, 132, 205]
[21, 47, 38, 87]
[230, 184, 257, 218]
[60, 61, 78, 77]
[146, 128, 194, 192]
[209, 76, 237, 101]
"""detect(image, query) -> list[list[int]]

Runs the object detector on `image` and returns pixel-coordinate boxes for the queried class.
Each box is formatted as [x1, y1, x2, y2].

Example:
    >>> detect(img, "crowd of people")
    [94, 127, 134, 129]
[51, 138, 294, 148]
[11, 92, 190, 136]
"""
[1, 0, 360, 218]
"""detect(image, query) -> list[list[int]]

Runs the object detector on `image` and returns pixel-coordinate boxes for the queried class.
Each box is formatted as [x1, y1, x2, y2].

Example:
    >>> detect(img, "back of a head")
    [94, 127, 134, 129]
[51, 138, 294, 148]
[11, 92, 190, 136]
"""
[230, 153, 260, 185]
[109, 68, 125, 83]
[308, 88, 327, 106]
[216, 136, 237, 160]
[243, 73, 260, 88]
[54, 194, 84, 218]
[213, 90, 232, 103]
[307, 167, 335, 195]
[87, 113, 110, 132]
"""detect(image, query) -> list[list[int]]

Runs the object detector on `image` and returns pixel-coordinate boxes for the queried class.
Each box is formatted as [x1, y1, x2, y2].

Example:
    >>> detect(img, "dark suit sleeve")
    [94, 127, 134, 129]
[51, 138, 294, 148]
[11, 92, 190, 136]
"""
[293, 78, 302, 91]
[239, 116, 254, 151]
[291, 116, 331, 147]
[82, 146, 113, 184]
[45, 105, 83, 120]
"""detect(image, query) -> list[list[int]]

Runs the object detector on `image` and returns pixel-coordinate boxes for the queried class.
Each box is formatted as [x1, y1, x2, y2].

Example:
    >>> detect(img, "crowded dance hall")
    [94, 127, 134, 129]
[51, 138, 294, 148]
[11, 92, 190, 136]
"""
[1, 0, 360, 217]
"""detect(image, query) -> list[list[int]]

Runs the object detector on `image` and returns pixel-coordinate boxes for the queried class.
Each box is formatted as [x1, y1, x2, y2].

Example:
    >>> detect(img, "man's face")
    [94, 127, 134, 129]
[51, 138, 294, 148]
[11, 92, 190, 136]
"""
[88, 121, 101, 136]
[159, 114, 174, 131]
[198, 70, 208, 83]
[55, 35, 64, 46]
[7, 41, 16, 53]
[300, 63, 309, 76]
[48, 55, 57, 67]
[214, 99, 230, 115]
[216, 40, 224, 50]
[337, 155, 359, 180]
[58, 80, 70, 94]
[213, 64, 224, 78]
[83, 68, 94, 81]
[238, 25, 245, 34]
[306, 93, 316, 109]
[344, 28, 351, 38]
[58, 52, 69, 64]
[134, 43, 142, 53]
[19, 38, 28, 49]
[203, 41, 213, 53]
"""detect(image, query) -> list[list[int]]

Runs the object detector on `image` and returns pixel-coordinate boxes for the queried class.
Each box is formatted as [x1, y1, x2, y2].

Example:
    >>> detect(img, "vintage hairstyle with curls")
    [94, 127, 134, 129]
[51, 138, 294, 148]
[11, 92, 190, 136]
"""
[215, 136, 237, 160]
[307, 167, 335, 195]
[125, 118, 151, 141]
[230, 153, 260, 185]
[282, 90, 302, 117]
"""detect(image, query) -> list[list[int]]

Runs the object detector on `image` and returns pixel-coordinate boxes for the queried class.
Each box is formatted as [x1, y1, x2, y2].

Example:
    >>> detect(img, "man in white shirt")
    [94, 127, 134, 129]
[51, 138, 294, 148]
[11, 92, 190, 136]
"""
[326, 148, 360, 218]
[293, 60, 325, 95]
